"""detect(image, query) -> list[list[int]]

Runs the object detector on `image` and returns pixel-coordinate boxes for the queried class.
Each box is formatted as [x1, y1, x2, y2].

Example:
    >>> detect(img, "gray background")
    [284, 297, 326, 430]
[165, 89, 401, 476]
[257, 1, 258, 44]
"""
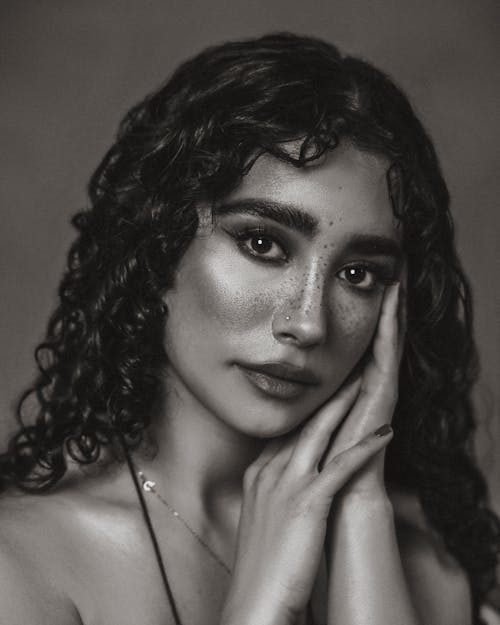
[1, 0, 499, 510]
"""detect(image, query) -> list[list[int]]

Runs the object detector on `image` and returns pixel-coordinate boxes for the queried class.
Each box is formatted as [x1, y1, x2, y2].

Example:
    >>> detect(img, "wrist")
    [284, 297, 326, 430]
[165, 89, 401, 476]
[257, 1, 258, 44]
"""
[335, 489, 394, 518]
[335, 460, 389, 506]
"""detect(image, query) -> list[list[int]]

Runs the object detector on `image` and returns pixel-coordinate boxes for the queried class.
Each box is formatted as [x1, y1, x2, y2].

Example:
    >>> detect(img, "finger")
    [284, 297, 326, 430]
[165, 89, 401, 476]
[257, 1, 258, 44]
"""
[354, 283, 400, 412]
[370, 281, 400, 376]
[313, 424, 393, 498]
[326, 285, 402, 452]
[288, 377, 361, 473]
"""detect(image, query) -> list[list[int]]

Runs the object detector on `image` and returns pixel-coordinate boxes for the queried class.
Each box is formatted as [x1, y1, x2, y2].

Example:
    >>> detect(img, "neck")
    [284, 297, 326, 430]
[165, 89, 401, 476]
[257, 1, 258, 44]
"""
[139, 371, 264, 524]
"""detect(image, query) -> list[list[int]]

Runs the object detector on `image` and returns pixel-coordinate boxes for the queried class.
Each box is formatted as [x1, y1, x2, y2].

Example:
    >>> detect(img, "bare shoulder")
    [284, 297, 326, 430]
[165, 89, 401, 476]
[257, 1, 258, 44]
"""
[0, 463, 147, 625]
[391, 489, 472, 625]
[0, 490, 84, 624]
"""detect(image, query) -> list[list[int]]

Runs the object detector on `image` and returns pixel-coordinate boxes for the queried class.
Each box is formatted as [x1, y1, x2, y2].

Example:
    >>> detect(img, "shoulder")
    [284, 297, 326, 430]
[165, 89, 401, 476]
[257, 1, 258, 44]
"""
[0, 467, 140, 625]
[0, 491, 83, 624]
[391, 489, 472, 625]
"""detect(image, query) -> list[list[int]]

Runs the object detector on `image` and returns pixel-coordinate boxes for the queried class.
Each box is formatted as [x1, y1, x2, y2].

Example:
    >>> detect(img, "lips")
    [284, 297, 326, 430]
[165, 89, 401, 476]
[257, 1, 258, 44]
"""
[238, 361, 321, 385]
[235, 361, 320, 400]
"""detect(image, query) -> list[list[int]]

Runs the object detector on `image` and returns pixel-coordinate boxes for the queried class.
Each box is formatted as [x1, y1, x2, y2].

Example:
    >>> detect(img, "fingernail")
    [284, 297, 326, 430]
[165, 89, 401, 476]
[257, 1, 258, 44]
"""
[374, 424, 393, 437]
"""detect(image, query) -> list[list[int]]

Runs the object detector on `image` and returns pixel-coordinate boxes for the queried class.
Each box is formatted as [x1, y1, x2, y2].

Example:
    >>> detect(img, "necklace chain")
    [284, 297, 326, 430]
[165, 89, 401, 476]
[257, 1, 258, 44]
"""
[138, 470, 231, 575]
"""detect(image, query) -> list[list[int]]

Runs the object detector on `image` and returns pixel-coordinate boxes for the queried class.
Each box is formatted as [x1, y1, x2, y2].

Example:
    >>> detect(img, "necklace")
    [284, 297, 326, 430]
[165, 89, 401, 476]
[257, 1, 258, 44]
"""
[138, 470, 232, 575]
[124, 448, 315, 625]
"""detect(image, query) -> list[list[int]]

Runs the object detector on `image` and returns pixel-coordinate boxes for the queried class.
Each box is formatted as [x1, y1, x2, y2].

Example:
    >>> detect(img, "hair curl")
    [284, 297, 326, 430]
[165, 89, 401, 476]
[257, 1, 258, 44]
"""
[1, 32, 498, 620]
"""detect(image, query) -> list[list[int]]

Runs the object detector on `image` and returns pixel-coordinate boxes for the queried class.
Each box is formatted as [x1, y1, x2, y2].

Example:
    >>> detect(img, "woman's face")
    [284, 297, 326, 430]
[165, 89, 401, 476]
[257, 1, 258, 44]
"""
[163, 144, 403, 437]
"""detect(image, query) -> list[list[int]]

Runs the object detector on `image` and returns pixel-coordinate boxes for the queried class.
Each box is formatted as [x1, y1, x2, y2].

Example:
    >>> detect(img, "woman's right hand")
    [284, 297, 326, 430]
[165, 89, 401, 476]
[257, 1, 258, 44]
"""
[219, 379, 394, 625]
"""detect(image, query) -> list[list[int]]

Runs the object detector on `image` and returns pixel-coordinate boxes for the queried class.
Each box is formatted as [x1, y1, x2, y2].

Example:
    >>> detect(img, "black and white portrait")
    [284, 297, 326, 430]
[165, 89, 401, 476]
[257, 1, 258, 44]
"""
[1, 2, 499, 624]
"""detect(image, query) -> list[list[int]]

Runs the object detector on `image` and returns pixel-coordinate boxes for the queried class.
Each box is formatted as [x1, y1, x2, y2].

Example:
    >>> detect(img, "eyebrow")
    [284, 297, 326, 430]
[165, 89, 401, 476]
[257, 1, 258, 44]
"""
[213, 198, 403, 261]
[213, 199, 319, 238]
[343, 234, 403, 262]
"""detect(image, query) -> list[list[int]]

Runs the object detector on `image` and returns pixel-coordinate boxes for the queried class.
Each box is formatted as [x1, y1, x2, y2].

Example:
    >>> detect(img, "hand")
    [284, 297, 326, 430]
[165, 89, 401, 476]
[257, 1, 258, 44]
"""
[323, 281, 405, 499]
[324, 284, 422, 625]
[221, 383, 393, 625]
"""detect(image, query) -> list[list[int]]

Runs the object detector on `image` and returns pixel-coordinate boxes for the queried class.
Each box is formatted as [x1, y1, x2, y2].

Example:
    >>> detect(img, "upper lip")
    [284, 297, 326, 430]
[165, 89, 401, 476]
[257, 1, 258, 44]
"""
[237, 362, 321, 385]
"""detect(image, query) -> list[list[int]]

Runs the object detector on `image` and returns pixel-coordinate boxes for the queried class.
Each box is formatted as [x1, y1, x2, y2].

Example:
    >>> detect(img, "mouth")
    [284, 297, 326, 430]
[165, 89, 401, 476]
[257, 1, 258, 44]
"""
[235, 362, 320, 400]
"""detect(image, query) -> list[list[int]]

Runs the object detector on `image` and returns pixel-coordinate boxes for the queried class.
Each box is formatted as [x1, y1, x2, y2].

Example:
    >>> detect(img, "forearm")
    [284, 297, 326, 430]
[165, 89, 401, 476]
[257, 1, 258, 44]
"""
[327, 493, 421, 625]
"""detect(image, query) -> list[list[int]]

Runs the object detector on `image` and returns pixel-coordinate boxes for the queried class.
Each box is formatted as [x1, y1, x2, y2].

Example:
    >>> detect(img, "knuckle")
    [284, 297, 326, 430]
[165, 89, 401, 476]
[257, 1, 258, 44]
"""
[299, 419, 317, 441]
[243, 464, 258, 489]
[294, 485, 330, 518]
[252, 464, 277, 491]
[358, 384, 371, 403]
[329, 449, 360, 476]
[291, 491, 313, 518]
[356, 437, 372, 452]
[329, 453, 346, 470]
[253, 467, 267, 485]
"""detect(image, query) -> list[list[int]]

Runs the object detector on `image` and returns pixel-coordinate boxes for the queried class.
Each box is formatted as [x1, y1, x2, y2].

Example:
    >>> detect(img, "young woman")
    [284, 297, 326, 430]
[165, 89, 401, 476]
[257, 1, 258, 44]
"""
[0, 32, 498, 625]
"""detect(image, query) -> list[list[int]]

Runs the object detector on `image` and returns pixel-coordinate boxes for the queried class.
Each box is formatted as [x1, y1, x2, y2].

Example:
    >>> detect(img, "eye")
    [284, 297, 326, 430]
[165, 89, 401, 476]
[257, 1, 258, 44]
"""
[236, 229, 288, 263]
[338, 265, 384, 291]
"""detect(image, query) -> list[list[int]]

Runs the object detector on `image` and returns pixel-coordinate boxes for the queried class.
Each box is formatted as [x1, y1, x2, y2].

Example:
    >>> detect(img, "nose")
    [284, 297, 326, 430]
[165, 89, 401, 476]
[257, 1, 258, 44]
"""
[272, 264, 328, 349]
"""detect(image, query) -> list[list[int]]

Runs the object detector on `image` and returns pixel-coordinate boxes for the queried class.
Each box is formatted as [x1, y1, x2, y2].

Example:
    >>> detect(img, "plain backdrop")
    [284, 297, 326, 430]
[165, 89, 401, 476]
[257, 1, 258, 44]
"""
[1, 0, 499, 510]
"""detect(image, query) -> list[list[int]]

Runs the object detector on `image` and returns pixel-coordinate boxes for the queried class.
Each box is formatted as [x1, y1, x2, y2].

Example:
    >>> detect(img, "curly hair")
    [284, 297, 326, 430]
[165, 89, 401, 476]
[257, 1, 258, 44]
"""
[1, 32, 498, 620]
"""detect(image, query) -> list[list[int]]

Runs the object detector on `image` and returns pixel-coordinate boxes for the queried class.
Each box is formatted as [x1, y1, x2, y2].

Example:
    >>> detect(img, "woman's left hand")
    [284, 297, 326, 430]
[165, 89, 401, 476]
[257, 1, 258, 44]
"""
[324, 281, 422, 625]
[322, 281, 405, 499]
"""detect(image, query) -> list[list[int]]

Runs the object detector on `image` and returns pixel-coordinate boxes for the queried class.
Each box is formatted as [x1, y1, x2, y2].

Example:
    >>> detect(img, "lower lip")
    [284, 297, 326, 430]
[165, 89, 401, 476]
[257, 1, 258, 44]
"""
[236, 365, 310, 400]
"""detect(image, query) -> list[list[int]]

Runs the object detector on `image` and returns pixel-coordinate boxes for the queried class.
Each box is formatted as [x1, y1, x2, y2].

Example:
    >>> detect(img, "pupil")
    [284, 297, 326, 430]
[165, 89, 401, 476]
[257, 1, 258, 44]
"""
[347, 267, 366, 284]
[252, 236, 272, 254]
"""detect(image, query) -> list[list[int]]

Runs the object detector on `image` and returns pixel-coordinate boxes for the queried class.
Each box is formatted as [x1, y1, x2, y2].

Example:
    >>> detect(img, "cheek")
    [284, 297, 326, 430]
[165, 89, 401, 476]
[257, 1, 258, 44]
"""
[331, 294, 381, 360]
[164, 238, 274, 334]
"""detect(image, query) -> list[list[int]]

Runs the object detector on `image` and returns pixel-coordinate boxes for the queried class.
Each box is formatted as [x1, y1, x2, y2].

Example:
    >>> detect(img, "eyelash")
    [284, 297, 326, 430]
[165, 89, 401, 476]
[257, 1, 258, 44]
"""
[233, 227, 289, 265]
[337, 264, 396, 292]
[230, 226, 396, 292]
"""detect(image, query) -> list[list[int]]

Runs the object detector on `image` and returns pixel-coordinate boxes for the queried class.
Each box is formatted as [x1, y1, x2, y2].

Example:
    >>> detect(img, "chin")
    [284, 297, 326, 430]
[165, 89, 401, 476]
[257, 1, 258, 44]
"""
[168, 360, 326, 439]
[215, 393, 319, 440]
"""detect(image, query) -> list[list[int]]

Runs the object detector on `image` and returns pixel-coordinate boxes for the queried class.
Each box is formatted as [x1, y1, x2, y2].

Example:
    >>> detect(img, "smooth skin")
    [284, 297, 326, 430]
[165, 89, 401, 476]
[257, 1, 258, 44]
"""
[222, 287, 398, 625]
[0, 145, 472, 625]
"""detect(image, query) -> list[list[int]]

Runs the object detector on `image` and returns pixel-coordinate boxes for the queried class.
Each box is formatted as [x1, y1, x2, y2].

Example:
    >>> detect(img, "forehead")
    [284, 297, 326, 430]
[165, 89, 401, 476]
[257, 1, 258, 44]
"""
[227, 143, 398, 240]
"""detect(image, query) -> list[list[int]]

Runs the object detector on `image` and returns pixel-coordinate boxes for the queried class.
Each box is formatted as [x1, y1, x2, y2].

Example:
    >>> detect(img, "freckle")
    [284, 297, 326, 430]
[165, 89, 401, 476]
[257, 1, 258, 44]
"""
[329, 221, 333, 226]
